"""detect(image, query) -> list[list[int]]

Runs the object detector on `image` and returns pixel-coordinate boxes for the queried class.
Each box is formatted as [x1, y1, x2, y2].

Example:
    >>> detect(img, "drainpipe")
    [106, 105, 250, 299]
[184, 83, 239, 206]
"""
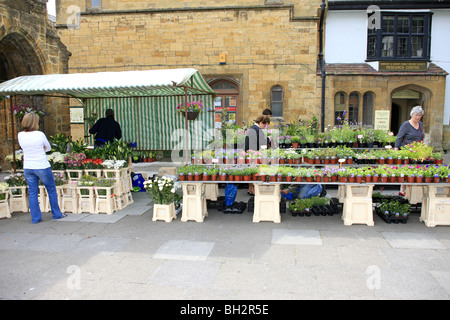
[318, 0, 327, 132]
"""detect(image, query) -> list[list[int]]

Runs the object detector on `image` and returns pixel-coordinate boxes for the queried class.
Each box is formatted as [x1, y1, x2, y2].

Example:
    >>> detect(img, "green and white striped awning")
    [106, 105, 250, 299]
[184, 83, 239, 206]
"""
[0, 68, 216, 151]
[0, 68, 215, 98]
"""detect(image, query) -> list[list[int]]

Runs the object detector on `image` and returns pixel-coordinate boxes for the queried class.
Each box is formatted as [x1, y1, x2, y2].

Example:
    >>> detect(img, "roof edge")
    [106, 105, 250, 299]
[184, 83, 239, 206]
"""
[328, 1, 450, 10]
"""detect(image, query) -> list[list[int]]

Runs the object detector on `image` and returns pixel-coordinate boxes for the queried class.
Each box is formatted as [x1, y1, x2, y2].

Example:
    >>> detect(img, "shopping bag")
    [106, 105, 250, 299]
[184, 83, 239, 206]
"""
[131, 173, 145, 192]
[225, 184, 237, 206]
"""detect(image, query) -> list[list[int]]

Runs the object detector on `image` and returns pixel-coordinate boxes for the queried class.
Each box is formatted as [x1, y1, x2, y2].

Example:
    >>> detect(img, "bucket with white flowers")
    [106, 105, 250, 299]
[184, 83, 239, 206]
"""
[144, 176, 177, 222]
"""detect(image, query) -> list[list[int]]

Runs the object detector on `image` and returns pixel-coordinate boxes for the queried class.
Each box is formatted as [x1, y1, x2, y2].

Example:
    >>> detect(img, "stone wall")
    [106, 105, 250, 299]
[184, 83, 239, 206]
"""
[0, 0, 70, 170]
[323, 73, 447, 149]
[443, 125, 450, 151]
[56, 0, 323, 124]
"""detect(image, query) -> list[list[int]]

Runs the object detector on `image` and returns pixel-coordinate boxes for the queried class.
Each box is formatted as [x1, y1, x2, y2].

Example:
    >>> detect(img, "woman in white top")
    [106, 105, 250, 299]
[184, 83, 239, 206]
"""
[18, 113, 66, 223]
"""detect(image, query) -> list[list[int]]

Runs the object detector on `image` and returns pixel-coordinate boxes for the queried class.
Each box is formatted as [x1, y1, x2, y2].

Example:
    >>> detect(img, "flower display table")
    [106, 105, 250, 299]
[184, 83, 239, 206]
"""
[420, 186, 450, 227]
[0, 191, 11, 219]
[9, 186, 28, 213]
[77, 186, 96, 213]
[253, 184, 281, 223]
[66, 170, 84, 183]
[341, 185, 374, 226]
[61, 184, 78, 213]
[84, 169, 103, 178]
[103, 168, 133, 209]
[38, 186, 47, 212]
[43, 186, 63, 213]
[181, 183, 208, 222]
[94, 186, 117, 215]
[405, 185, 424, 204]
[153, 203, 177, 222]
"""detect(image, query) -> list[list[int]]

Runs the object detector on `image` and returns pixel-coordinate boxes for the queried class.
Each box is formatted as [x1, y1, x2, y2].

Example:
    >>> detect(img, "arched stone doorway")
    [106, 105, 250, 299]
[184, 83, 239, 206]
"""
[390, 85, 431, 136]
[208, 79, 240, 128]
[0, 31, 45, 163]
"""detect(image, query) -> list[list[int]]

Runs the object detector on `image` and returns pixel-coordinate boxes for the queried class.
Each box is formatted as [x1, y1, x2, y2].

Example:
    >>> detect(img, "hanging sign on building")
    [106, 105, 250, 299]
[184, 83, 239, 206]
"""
[379, 61, 428, 72]
[374, 110, 390, 131]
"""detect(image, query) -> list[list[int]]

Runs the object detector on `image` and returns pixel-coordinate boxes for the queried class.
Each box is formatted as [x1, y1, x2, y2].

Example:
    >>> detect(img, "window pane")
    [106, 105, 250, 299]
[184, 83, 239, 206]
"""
[382, 16, 395, 33]
[397, 16, 410, 34]
[271, 102, 282, 117]
[363, 92, 374, 125]
[412, 17, 424, 33]
[349, 93, 359, 124]
[335, 111, 345, 125]
[411, 36, 424, 57]
[382, 36, 394, 57]
[271, 86, 283, 117]
[397, 37, 408, 57]
[91, 0, 101, 7]
[334, 92, 346, 111]
[367, 36, 376, 57]
[272, 91, 282, 102]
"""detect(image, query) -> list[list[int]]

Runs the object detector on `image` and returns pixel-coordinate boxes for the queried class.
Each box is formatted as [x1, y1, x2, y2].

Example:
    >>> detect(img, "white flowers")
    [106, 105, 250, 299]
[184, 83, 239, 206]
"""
[102, 159, 127, 170]
[47, 152, 66, 163]
[5, 150, 24, 162]
[0, 182, 9, 192]
[143, 176, 177, 204]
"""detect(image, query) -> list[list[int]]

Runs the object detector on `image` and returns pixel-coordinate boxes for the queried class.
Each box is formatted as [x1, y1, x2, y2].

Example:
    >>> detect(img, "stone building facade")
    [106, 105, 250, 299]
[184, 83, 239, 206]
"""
[56, 0, 448, 149]
[0, 0, 70, 168]
[324, 0, 450, 150]
[56, 0, 324, 131]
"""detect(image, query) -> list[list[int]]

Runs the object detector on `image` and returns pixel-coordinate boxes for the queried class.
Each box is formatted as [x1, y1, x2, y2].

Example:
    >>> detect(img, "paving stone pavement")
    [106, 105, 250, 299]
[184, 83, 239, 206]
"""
[1, 159, 449, 301]
[0, 184, 449, 301]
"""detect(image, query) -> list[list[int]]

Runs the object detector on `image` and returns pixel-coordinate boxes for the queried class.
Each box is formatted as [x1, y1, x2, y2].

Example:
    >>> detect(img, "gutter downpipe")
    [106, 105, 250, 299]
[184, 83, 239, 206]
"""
[319, 0, 327, 132]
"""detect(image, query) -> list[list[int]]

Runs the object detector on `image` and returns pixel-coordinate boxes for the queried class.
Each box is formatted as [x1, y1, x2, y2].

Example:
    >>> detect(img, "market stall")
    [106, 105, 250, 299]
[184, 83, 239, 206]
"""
[0, 68, 217, 166]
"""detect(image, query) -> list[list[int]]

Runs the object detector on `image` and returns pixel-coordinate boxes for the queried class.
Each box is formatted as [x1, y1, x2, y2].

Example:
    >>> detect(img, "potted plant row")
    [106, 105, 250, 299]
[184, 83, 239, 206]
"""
[177, 164, 450, 184]
[375, 200, 411, 224]
[288, 196, 338, 217]
[187, 141, 443, 167]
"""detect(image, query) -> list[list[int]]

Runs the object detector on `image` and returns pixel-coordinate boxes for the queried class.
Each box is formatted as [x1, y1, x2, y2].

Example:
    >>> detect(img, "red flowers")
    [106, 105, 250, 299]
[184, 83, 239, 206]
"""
[81, 158, 103, 169]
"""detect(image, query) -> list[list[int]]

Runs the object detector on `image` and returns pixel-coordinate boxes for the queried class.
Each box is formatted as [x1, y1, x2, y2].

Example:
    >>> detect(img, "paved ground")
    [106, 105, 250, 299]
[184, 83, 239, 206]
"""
[0, 160, 449, 300]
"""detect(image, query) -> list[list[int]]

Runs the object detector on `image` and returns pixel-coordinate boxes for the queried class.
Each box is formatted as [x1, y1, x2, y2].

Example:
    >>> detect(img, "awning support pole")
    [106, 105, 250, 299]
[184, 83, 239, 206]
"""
[184, 86, 189, 165]
[10, 96, 16, 173]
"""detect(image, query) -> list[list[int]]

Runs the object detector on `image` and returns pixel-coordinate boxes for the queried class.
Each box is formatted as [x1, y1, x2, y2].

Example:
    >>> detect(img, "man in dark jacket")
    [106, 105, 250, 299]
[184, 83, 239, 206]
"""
[89, 109, 122, 148]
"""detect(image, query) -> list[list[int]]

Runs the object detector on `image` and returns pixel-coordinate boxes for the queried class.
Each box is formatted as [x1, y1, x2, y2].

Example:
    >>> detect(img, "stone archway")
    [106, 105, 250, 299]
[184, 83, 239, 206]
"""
[0, 31, 45, 80]
[0, 31, 45, 166]
[390, 84, 432, 140]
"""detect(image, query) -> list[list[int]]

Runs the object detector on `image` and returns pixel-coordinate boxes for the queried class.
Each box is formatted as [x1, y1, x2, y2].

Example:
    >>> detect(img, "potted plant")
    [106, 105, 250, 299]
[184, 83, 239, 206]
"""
[290, 135, 301, 149]
[337, 168, 347, 183]
[432, 152, 443, 164]
[176, 99, 205, 120]
[144, 176, 177, 222]
[0, 182, 9, 202]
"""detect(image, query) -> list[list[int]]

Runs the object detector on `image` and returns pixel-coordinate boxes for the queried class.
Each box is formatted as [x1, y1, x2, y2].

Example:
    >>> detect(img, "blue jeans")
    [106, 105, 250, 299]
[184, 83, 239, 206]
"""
[24, 167, 64, 223]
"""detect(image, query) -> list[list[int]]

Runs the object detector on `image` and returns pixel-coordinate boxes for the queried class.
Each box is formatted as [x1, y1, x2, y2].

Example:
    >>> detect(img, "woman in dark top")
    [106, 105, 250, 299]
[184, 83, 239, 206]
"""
[245, 115, 270, 195]
[395, 106, 424, 196]
[394, 106, 424, 149]
[245, 115, 270, 152]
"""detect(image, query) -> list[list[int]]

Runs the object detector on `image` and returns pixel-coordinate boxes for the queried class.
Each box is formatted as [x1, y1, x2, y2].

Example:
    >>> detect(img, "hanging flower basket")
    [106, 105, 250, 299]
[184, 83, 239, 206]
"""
[181, 111, 200, 121]
[177, 99, 205, 120]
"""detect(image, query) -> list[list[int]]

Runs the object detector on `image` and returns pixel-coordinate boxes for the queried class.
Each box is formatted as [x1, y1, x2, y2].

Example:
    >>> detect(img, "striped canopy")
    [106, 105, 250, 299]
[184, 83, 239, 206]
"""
[0, 68, 216, 151]
[0, 68, 215, 98]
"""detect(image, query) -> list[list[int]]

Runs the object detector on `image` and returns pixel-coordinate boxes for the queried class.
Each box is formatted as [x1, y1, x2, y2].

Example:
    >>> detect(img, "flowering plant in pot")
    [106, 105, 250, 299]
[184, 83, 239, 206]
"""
[176, 99, 205, 120]
[47, 152, 66, 170]
[0, 182, 9, 201]
[376, 200, 411, 224]
[337, 168, 347, 182]
[435, 165, 450, 182]
[143, 176, 175, 205]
